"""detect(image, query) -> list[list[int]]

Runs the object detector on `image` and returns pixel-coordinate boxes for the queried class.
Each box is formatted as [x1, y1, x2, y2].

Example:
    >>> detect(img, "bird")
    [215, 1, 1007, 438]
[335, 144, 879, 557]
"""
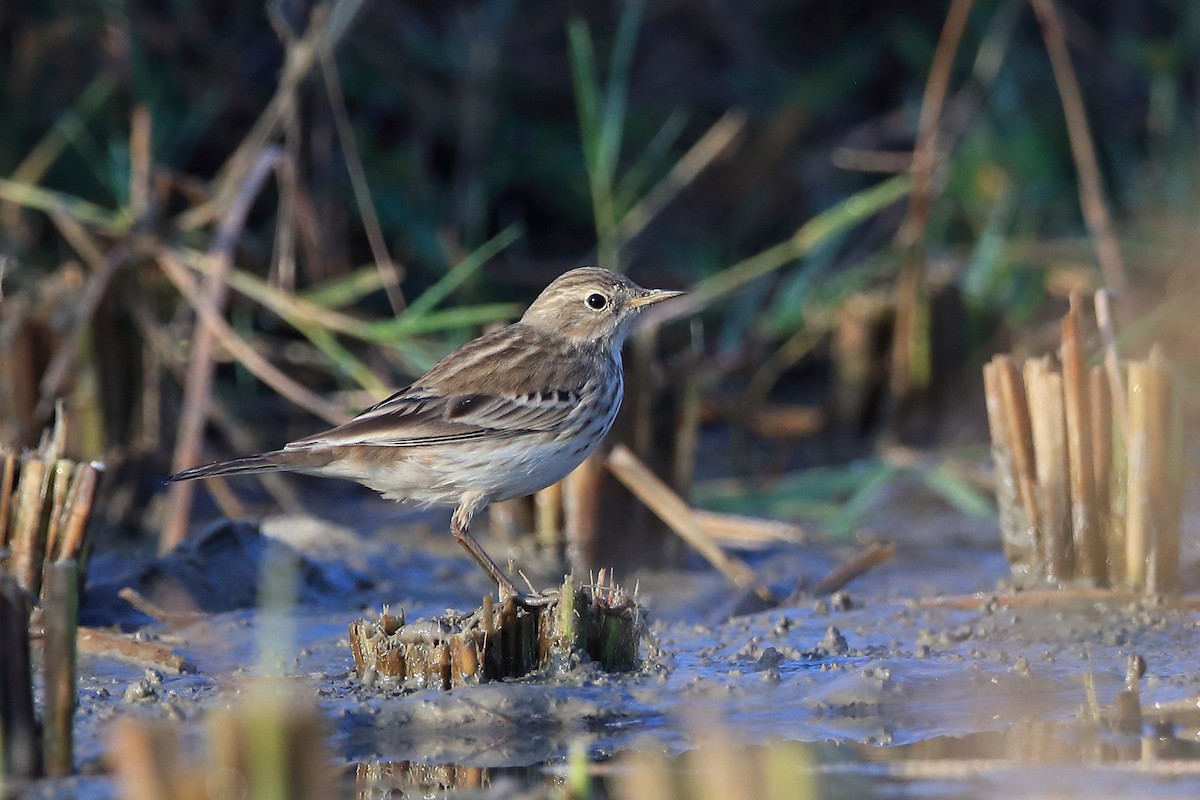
[168, 266, 684, 599]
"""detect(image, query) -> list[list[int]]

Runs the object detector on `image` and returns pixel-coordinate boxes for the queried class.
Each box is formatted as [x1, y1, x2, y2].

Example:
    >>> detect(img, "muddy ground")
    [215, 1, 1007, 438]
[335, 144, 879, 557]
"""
[21, 476, 1200, 799]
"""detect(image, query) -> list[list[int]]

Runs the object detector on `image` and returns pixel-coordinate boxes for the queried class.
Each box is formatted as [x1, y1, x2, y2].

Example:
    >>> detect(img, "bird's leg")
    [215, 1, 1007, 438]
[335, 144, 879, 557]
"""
[451, 495, 555, 607]
[451, 496, 521, 597]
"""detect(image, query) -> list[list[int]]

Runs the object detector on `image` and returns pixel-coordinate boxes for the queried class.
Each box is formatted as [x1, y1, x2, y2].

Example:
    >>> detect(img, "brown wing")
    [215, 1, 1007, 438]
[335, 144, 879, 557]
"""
[285, 324, 588, 450]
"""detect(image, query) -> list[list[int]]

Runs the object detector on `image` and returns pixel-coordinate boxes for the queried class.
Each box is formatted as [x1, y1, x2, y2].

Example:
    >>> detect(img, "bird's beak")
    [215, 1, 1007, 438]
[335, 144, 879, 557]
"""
[629, 289, 685, 309]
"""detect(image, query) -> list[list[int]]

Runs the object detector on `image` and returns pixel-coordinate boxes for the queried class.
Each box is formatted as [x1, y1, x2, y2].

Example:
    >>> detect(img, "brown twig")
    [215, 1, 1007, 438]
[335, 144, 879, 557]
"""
[162, 147, 290, 552]
[1030, 0, 1127, 292]
[896, 0, 977, 248]
[76, 627, 188, 673]
[118, 587, 208, 628]
[690, 510, 806, 549]
[155, 247, 350, 425]
[919, 588, 1200, 611]
[803, 541, 896, 598]
[606, 444, 776, 603]
[318, 41, 406, 315]
[125, 296, 306, 515]
[889, 0, 976, 409]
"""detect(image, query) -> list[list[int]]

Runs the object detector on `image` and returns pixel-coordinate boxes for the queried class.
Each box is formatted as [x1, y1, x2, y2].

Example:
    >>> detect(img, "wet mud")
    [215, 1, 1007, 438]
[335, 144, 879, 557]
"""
[23, 481, 1200, 798]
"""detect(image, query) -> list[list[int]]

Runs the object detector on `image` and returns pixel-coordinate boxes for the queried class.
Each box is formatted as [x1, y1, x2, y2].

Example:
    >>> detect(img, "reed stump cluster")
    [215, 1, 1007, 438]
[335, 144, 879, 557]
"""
[984, 292, 1182, 591]
[1, 407, 100, 786]
[348, 572, 646, 690]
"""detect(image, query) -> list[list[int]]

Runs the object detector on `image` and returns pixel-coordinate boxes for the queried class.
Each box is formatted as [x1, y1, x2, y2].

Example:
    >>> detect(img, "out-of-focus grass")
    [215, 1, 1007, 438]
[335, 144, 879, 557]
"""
[2, 0, 1197, 536]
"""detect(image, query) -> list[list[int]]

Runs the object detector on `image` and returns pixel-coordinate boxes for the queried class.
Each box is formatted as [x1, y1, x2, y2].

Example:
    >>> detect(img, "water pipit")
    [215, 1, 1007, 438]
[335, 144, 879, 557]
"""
[169, 266, 683, 597]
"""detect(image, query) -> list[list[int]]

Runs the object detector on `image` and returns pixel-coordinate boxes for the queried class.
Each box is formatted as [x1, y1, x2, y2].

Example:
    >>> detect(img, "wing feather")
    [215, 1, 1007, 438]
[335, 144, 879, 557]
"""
[284, 325, 589, 450]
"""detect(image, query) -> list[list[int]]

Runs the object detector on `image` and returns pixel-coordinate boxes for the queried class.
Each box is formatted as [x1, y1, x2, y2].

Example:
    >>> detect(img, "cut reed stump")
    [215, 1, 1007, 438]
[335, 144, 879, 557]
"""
[983, 291, 1182, 592]
[348, 572, 646, 690]
[0, 405, 101, 785]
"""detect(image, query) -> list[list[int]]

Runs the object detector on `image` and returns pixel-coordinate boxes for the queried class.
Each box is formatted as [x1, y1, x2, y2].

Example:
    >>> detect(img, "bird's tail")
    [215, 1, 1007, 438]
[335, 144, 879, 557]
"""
[167, 451, 291, 483]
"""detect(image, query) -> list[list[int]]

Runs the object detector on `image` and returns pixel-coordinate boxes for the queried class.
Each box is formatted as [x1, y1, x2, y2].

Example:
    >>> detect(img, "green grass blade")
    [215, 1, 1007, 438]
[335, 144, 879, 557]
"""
[597, 0, 644, 188]
[0, 178, 131, 233]
[688, 174, 912, 311]
[299, 265, 384, 309]
[921, 464, 995, 518]
[365, 303, 521, 339]
[403, 223, 522, 319]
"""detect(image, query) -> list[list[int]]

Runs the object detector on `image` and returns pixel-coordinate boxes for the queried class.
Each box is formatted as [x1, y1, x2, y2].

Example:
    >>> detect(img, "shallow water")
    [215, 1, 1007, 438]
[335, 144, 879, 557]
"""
[25, 483, 1200, 799]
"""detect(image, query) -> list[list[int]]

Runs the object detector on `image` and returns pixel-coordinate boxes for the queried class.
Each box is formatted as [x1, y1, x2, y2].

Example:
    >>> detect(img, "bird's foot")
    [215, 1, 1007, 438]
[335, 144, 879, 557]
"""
[496, 578, 558, 608]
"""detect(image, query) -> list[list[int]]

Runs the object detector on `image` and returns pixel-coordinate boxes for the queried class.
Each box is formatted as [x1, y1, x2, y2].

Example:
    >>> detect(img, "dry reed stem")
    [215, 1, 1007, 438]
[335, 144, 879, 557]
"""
[177, 4, 350, 231]
[77, 627, 187, 673]
[889, 0, 976, 407]
[673, 340, 703, 492]
[0, 575, 39, 783]
[319, 41, 406, 315]
[42, 459, 72, 564]
[983, 359, 1032, 570]
[162, 147, 287, 552]
[1091, 366, 1119, 582]
[614, 110, 746, 248]
[919, 588, 1200, 612]
[896, 0, 977, 248]
[534, 481, 563, 550]
[41, 560, 78, 777]
[805, 541, 896, 597]
[1061, 295, 1103, 582]
[11, 458, 47, 596]
[1145, 348, 1175, 593]
[33, 235, 130, 420]
[995, 356, 1039, 534]
[1124, 360, 1151, 589]
[129, 105, 152, 221]
[1030, 0, 1127, 292]
[563, 452, 607, 570]
[0, 451, 15, 548]
[1094, 288, 1128, 440]
[689, 509, 806, 548]
[107, 718, 180, 800]
[125, 297, 306, 514]
[117, 587, 207, 627]
[54, 463, 99, 564]
[155, 249, 349, 425]
[1024, 358, 1069, 579]
[606, 444, 775, 603]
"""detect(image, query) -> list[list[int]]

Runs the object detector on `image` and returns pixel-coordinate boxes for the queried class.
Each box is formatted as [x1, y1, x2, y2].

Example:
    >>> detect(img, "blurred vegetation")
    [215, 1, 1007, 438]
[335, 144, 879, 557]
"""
[1, 0, 1198, 538]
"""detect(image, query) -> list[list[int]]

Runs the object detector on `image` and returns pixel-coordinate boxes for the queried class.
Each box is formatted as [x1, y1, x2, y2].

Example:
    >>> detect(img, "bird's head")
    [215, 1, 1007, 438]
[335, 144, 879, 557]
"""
[519, 267, 684, 349]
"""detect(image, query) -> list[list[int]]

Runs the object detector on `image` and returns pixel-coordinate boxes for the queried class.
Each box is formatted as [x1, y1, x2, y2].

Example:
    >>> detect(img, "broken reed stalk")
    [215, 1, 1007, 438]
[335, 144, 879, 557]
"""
[0, 452, 102, 600]
[1090, 367, 1119, 582]
[606, 444, 776, 603]
[1061, 296, 1103, 582]
[0, 575, 39, 785]
[41, 561, 79, 778]
[0, 411, 98, 784]
[983, 299, 1181, 593]
[1, 404, 102, 603]
[982, 357, 1036, 575]
[1024, 357, 1070, 579]
[348, 573, 645, 689]
[1126, 348, 1178, 594]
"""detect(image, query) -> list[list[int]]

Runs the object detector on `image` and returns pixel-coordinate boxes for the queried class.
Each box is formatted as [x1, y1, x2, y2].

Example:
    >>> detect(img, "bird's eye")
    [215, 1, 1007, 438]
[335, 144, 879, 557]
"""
[585, 292, 608, 310]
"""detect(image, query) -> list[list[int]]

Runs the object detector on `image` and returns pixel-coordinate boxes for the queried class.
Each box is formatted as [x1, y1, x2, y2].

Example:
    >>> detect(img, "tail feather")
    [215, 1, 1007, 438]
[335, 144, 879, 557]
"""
[167, 451, 289, 483]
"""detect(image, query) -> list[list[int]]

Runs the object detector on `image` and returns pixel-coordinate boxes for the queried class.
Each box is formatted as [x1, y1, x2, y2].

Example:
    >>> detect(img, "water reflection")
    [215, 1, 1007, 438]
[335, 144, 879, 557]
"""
[353, 760, 558, 798]
[351, 716, 1200, 799]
